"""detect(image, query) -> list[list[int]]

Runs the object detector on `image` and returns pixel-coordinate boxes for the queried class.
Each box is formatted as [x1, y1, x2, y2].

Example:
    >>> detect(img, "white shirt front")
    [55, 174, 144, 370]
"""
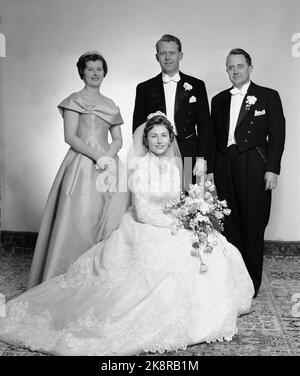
[162, 72, 180, 135]
[227, 80, 251, 147]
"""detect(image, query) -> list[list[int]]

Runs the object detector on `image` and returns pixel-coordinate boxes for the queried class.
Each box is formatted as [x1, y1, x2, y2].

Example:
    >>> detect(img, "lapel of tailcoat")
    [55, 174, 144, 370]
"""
[174, 72, 187, 115]
[236, 82, 256, 128]
[150, 73, 166, 113]
[223, 90, 231, 134]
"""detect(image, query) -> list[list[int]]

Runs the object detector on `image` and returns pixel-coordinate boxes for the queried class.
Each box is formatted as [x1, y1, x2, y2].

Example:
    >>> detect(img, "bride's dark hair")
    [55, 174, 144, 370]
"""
[143, 115, 175, 149]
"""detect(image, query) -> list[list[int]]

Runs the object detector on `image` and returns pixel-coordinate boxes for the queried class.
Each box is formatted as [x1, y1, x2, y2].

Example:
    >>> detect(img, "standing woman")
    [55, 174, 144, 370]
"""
[28, 51, 125, 288]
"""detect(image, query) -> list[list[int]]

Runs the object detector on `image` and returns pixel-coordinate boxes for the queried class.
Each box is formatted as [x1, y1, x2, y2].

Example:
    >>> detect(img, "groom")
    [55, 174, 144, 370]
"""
[211, 48, 285, 297]
[133, 34, 213, 184]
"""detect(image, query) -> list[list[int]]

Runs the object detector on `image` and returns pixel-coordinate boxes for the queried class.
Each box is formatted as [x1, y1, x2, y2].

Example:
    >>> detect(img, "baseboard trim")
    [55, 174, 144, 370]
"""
[264, 240, 300, 256]
[0, 231, 38, 253]
[0, 231, 299, 255]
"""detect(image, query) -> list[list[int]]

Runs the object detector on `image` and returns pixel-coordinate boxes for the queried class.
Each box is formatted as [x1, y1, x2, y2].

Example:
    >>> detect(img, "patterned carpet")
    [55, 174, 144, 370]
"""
[0, 246, 299, 356]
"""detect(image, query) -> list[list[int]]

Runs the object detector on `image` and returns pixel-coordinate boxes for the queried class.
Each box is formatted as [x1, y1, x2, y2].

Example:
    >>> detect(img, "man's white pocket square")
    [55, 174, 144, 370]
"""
[254, 109, 266, 116]
[189, 95, 197, 103]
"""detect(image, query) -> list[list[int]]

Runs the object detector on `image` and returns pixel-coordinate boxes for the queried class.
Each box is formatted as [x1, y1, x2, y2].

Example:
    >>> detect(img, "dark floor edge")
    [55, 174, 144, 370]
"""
[264, 240, 300, 256]
[1, 231, 300, 255]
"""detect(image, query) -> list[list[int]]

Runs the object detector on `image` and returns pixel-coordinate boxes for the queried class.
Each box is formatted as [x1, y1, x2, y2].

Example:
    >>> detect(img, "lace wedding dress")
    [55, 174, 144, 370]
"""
[0, 154, 254, 356]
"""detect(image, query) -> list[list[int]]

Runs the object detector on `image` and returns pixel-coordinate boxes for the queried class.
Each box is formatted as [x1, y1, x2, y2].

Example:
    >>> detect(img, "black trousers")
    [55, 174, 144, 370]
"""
[214, 145, 271, 291]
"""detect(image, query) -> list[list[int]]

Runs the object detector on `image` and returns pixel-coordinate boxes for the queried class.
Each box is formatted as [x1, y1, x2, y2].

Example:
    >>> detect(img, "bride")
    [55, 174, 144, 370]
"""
[0, 113, 254, 356]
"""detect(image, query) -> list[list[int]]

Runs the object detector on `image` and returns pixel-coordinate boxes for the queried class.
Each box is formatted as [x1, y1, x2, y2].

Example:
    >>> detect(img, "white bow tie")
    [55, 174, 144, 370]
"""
[162, 73, 180, 83]
[230, 87, 247, 96]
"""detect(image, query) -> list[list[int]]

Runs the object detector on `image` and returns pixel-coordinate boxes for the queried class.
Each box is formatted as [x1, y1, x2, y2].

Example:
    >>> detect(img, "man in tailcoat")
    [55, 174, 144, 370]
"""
[211, 48, 285, 297]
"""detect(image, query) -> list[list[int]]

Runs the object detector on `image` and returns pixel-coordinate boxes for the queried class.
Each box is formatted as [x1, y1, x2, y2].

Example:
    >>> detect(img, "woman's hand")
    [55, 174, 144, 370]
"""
[96, 156, 116, 172]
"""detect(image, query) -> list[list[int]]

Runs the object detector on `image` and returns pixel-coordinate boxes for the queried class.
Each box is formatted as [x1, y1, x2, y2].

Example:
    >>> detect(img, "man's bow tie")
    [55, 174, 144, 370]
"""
[162, 73, 180, 83]
[230, 87, 247, 95]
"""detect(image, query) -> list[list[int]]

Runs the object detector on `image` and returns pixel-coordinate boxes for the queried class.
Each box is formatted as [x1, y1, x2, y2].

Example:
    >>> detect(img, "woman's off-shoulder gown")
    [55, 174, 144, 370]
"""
[28, 91, 125, 288]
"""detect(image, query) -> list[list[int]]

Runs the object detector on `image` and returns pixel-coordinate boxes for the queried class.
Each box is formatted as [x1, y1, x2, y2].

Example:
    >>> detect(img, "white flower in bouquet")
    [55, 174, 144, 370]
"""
[198, 231, 208, 241]
[220, 200, 228, 207]
[188, 184, 204, 199]
[184, 196, 195, 206]
[164, 180, 231, 273]
[214, 211, 224, 220]
[198, 201, 211, 215]
[223, 208, 231, 216]
[193, 212, 211, 224]
[204, 191, 214, 202]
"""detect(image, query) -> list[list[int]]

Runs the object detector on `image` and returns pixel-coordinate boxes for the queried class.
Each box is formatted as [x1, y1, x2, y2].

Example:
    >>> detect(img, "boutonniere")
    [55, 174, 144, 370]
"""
[183, 82, 193, 91]
[245, 95, 257, 110]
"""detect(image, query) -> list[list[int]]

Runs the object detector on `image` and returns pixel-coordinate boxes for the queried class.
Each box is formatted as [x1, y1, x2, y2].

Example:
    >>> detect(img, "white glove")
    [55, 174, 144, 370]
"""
[95, 156, 116, 172]
[193, 158, 207, 177]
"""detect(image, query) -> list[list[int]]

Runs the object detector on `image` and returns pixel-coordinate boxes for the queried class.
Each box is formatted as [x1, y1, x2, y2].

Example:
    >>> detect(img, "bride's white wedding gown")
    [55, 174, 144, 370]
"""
[0, 154, 254, 356]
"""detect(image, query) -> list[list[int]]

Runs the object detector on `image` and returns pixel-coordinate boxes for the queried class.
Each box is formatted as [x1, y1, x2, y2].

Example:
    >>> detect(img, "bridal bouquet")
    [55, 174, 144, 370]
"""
[164, 180, 231, 272]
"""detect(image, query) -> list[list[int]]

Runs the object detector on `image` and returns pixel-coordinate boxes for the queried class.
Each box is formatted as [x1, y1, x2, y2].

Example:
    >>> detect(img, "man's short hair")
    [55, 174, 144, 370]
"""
[156, 34, 182, 52]
[227, 48, 252, 66]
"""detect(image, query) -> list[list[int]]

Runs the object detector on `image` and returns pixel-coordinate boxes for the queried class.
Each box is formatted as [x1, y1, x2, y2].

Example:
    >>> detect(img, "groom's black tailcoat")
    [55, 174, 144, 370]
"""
[211, 81, 285, 292]
[133, 72, 213, 173]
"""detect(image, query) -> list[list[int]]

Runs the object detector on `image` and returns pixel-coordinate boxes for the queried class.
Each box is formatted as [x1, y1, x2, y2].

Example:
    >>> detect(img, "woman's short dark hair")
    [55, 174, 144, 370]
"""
[143, 114, 175, 149]
[227, 48, 252, 66]
[76, 51, 108, 79]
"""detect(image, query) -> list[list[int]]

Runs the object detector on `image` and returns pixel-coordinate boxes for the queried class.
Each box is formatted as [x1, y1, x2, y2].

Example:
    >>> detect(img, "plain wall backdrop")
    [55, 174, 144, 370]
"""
[0, 0, 299, 241]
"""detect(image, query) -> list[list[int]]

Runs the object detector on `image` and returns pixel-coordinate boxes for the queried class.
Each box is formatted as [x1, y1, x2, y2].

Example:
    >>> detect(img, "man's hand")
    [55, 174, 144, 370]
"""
[206, 173, 214, 184]
[193, 158, 207, 177]
[264, 171, 278, 190]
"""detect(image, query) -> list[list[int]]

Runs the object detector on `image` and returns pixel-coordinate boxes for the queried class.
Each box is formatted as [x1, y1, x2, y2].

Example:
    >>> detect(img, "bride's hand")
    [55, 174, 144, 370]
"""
[206, 173, 214, 184]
